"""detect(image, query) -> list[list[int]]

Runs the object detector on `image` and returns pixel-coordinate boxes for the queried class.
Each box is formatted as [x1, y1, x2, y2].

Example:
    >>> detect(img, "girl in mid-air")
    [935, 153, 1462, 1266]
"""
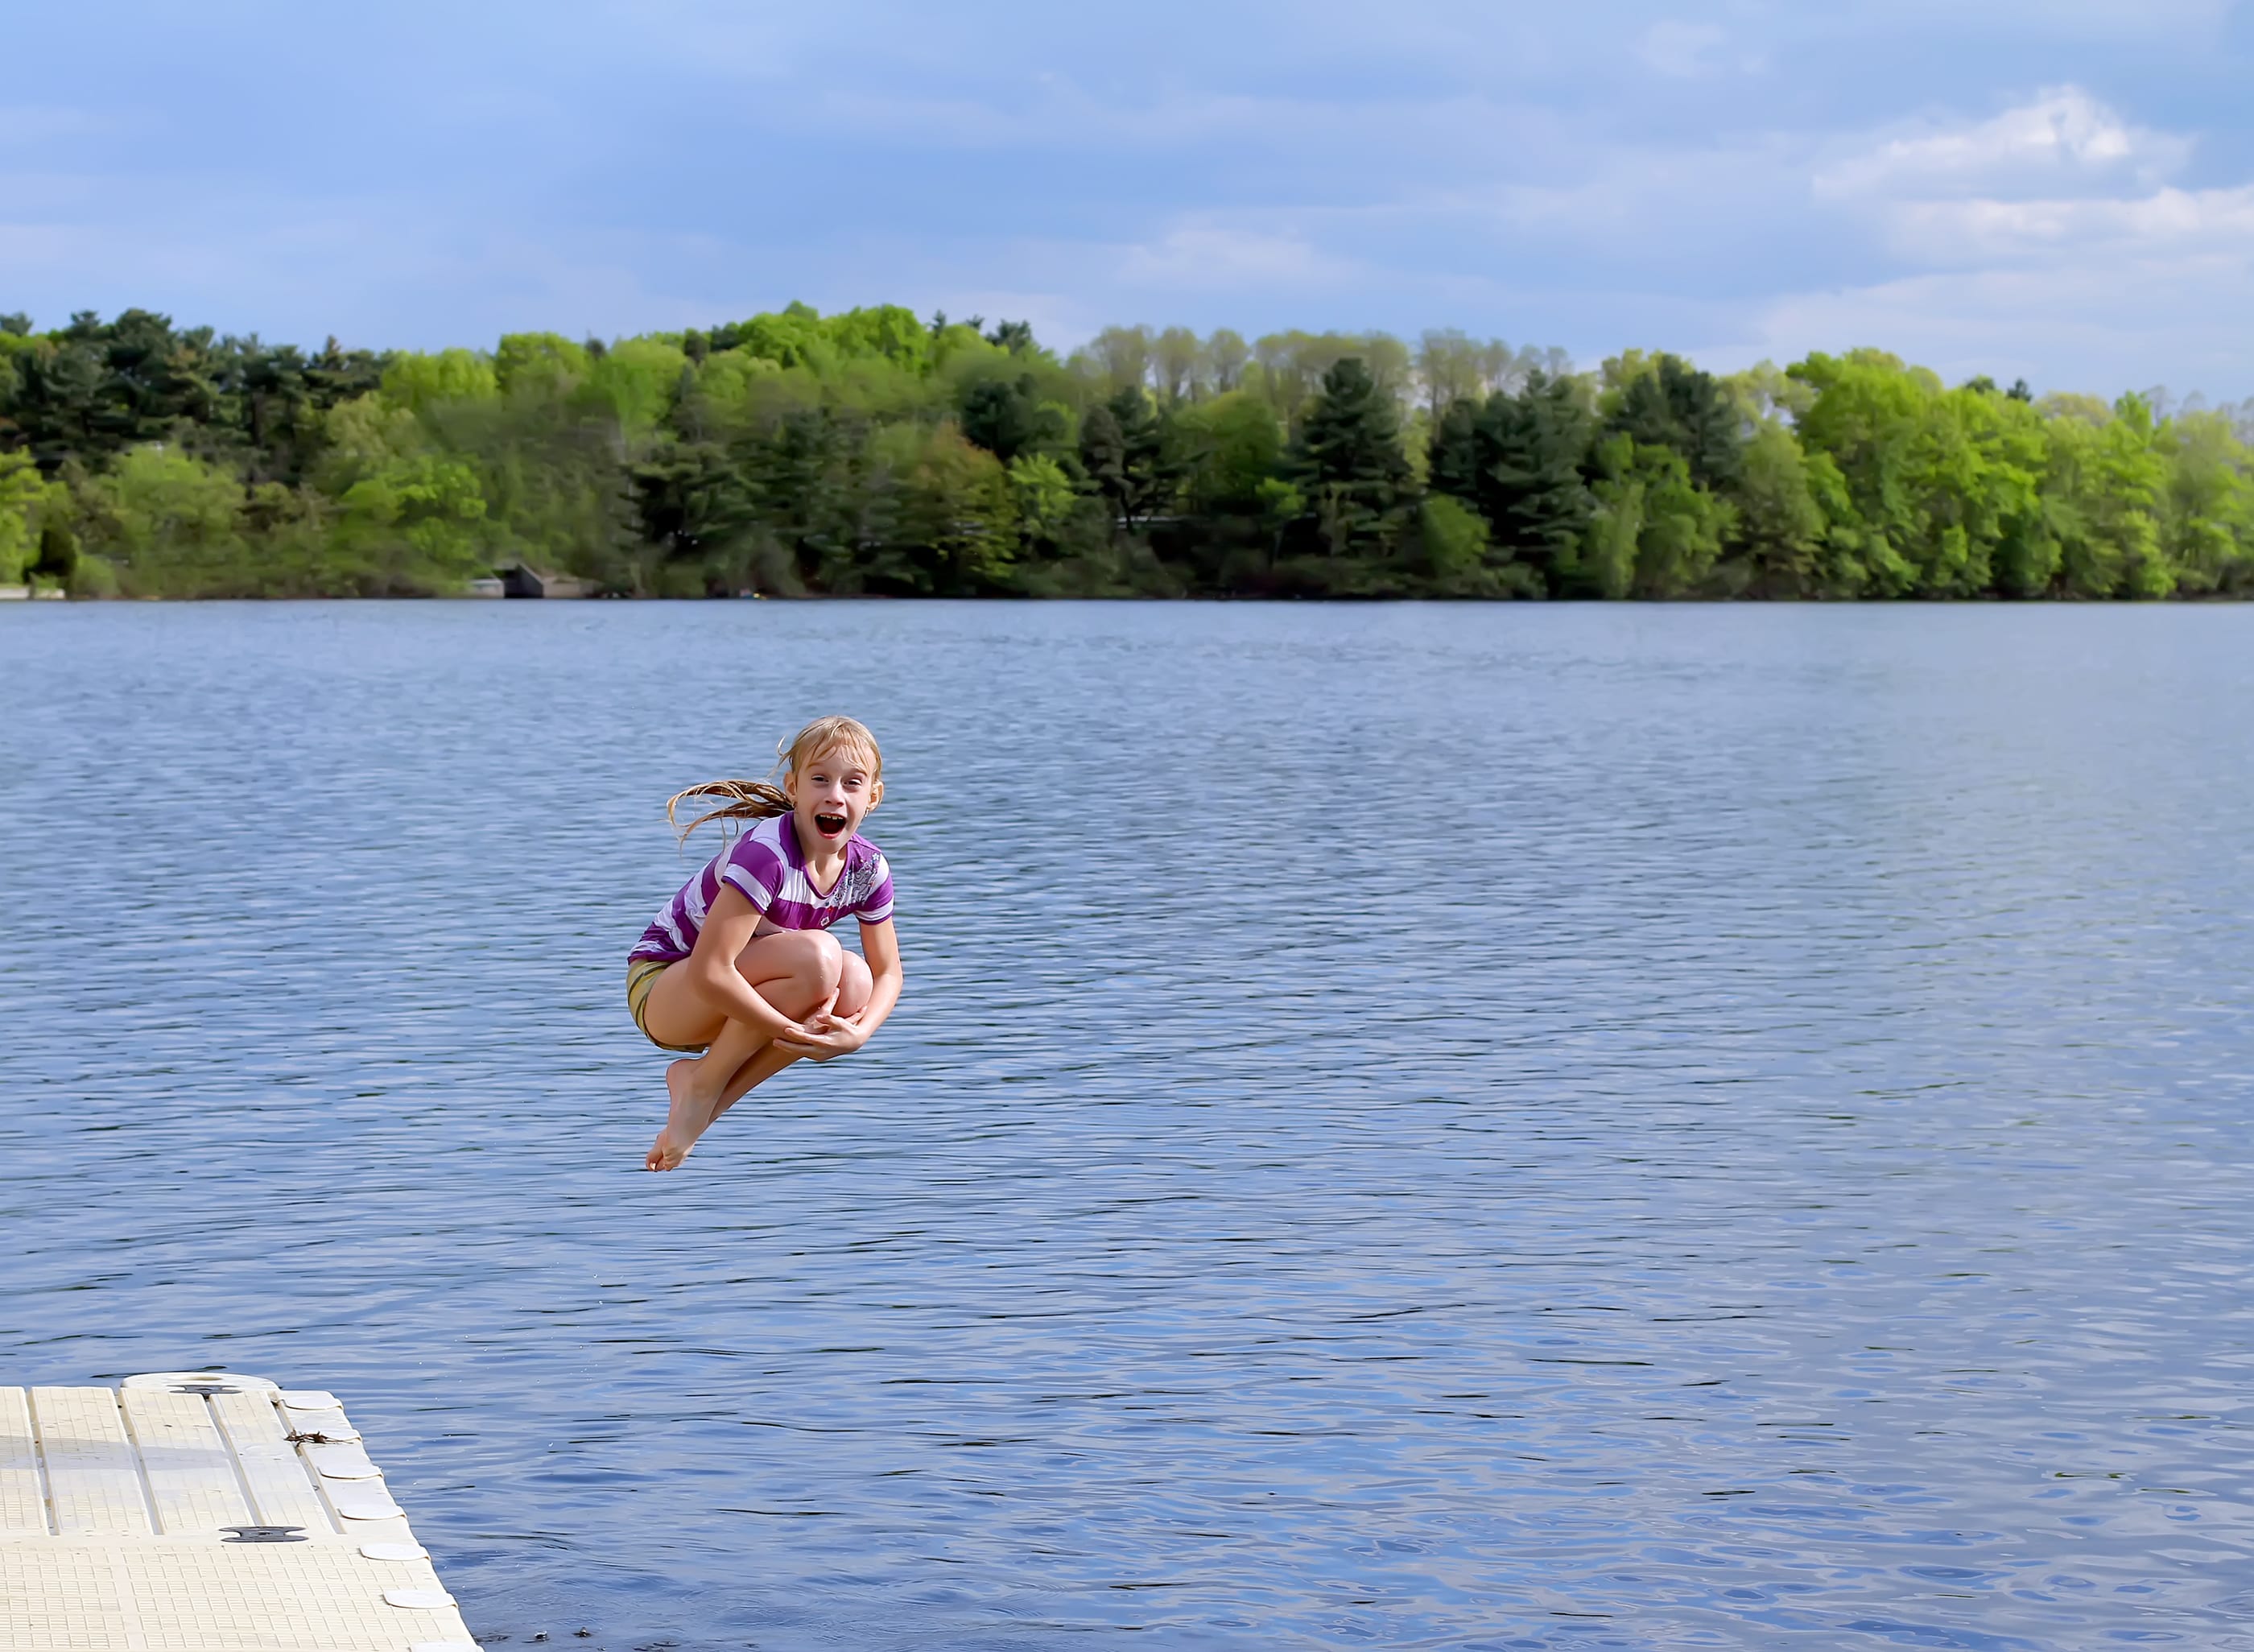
[627, 715, 901, 1171]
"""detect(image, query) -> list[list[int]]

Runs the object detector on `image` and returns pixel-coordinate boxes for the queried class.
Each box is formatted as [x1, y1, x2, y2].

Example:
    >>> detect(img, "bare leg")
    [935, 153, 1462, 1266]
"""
[643, 932, 845, 1171]
[702, 950, 873, 1129]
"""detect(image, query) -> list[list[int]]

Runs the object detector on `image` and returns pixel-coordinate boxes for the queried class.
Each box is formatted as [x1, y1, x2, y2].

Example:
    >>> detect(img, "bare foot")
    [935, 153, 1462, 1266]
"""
[646, 1059, 712, 1171]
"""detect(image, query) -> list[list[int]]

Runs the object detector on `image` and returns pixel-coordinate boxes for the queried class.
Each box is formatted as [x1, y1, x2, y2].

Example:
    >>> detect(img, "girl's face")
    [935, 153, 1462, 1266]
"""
[788, 744, 882, 849]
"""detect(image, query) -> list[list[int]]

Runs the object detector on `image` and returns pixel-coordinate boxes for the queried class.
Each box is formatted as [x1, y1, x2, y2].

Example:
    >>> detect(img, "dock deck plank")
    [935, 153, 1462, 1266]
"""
[209, 1387, 334, 1533]
[118, 1387, 251, 1535]
[30, 1387, 151, 1538]
[0, 1389, 45, 1537]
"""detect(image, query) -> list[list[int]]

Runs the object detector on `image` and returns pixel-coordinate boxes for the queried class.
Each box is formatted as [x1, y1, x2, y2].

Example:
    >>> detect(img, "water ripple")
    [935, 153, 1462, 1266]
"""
[2, 601, 2250, 1650]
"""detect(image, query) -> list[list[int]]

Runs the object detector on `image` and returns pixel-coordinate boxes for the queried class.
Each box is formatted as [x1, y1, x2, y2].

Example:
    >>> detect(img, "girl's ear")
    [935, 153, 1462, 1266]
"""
[866, 779, 884, 814]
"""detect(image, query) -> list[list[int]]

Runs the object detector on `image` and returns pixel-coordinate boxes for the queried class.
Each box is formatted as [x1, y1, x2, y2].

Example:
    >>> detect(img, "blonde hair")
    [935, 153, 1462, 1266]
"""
[666, 716, 884, 844]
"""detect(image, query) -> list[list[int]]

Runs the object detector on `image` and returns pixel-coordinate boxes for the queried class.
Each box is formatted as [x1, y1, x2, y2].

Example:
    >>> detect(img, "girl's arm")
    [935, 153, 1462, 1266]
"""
[684, 884, 808, 1043]
[852, 917, 903, 1038]
[781, 918, 902, 1060]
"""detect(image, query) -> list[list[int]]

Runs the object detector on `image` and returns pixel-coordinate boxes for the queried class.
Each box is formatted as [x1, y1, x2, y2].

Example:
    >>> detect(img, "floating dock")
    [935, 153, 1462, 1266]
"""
[1, 1372, 477, 1651]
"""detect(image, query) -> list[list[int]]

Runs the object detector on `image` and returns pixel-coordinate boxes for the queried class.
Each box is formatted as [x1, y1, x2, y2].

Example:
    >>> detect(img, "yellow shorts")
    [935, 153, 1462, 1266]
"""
[626, 957, 708, 1053]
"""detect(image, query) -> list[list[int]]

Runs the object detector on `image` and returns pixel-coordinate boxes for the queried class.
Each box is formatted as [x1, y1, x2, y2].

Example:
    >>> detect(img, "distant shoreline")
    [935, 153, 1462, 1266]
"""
[6, 305, 2248, 604]
[13, 589, 2252, 607]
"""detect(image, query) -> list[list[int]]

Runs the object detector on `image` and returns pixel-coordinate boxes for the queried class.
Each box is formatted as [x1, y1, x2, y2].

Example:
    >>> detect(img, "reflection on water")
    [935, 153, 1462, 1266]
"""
[2, 601, 2251, 1650]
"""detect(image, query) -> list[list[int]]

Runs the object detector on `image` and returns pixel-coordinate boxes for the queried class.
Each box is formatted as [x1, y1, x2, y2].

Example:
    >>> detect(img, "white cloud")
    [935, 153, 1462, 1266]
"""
[1817, 86, 2187, 200]
[1892, 184, 2254, 260]
[1802, 87, 2254, 297]
[1699, 85, 2254, 393]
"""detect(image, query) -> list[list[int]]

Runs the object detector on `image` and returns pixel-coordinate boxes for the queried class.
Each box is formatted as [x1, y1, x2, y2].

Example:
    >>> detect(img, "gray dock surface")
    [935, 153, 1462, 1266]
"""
[1, 1371, 476, 1651]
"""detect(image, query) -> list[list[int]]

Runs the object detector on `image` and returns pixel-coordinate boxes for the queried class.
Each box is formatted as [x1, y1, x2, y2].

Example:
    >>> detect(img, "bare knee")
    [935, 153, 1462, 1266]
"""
[834, 951, 873, 1017]
[799, 928, 844, 989]
[745, 927, 841, 985]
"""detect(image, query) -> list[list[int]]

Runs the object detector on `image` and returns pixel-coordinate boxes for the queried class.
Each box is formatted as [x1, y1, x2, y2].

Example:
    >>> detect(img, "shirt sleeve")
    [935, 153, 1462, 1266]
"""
[855, 853, 895, 924]
[717, 834, 785, 917]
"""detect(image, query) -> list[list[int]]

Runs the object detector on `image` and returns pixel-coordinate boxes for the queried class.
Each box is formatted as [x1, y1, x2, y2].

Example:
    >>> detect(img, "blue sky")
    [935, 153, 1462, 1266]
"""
[7, 0, 2253, 396]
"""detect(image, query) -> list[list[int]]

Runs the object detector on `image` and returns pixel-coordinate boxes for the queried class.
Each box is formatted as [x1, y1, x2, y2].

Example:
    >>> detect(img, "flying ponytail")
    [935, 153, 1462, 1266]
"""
[664, 778, 795, 843]
[665, 715, 885, 845]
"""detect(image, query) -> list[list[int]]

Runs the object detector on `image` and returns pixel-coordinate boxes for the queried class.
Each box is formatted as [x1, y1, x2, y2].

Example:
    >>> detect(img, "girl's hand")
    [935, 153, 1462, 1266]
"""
[778, 1012, 867, 1063]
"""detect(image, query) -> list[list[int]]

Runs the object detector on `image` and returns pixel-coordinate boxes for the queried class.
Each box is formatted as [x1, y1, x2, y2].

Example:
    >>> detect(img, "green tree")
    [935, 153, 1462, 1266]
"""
[494, 332, 590, 399]
[1174, 390, 1283, 516]
[336, 455, 491, 593]
[1078, 387, 1172, 530]
[1203, 329, 1249, 392]
[861, 423, 1014, 593]
[0, 449, 51, 583]
[960, 373, 1067, 465]
[1426, 398, 1480, 505]
[2041, 394, 2173, 598]
[1414, 493, 1535, 596]
[724, 305, 836, 373]
[1417, 330, 1488, 431]
[1008, 453, 1078, 550]
[583, 337, 688, 441]
[303, 336, 388, 409]
[1725, 421, 1827, 597]
[381, 349, 497, 416]
[1287, 357, 1414, 558]
[31, 516, 80, 588]
[1790, 351, 2046, 597]
[1152, 326, 1201, 403]
[77, 446, 247, 595]
[631, 440, 760, 594]
[824, 304, 932, 371]
[1582, 434, 1732, 598]
[1470, 373, 1596, 590]
[6, 311, 219, 470]
[1087, 325, 1154, 395]
[2155, 410, 2254, 594]
[1603, 352, 1744, 492]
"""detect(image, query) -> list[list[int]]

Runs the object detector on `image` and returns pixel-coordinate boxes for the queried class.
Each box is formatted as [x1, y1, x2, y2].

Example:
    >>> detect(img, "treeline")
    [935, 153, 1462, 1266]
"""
[2, 304, 2252, 600]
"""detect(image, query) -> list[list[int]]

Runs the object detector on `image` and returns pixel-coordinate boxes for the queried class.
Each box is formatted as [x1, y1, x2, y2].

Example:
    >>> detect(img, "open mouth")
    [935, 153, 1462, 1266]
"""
[814, 812, 850, 838]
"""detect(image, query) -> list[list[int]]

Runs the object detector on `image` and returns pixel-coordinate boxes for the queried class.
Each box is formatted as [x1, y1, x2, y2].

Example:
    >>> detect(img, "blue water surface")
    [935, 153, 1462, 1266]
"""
[2, 601, 2251, 1650]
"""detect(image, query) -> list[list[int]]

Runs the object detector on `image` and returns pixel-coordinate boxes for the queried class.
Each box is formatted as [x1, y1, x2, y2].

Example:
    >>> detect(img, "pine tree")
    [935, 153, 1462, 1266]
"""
[1078, 387, 1172, 529]
[1606, 354, 1742, 492]
[1289, 357, 1413, 556]
[1474, 373, 1596, 589]
[1427, 398, 1481, 505]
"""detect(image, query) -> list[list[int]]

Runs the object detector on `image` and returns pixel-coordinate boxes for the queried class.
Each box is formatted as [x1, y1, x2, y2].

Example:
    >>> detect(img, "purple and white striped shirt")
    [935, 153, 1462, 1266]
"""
[631, 812, 895, 964]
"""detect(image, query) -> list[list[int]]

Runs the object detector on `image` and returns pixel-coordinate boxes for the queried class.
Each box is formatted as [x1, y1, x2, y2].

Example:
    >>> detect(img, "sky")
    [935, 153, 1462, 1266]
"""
[6, 0, 2254, 397]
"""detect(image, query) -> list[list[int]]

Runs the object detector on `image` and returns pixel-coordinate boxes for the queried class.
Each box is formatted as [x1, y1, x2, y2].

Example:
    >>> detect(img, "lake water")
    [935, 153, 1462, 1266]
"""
[2, 601, 2252, 1650]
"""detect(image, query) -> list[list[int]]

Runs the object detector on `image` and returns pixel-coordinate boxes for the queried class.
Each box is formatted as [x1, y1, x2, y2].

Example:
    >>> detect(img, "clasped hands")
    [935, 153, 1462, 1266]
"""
[776, 1010, 866, 1062]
